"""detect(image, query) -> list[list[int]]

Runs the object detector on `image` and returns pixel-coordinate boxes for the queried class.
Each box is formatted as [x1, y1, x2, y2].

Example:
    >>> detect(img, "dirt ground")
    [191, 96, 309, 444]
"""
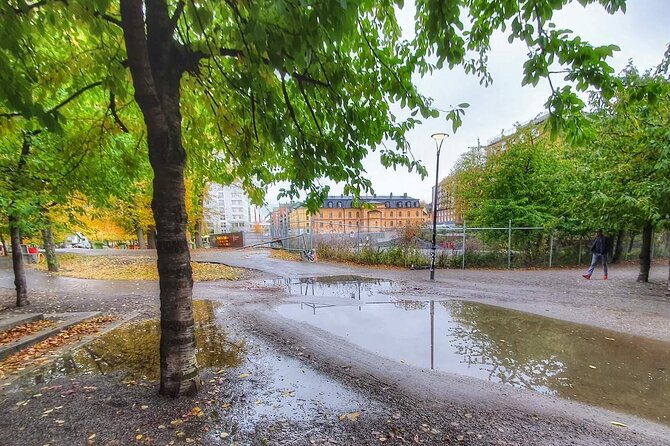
[0, 250, 669, 446]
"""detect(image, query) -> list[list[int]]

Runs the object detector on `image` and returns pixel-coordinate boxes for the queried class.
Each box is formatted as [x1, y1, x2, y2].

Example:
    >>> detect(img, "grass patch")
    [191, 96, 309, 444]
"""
[35, 254, 245, 281]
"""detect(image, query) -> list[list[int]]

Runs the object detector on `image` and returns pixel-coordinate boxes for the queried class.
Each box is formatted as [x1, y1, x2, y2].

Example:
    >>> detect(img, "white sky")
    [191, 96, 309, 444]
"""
[266, 0, 670, 208]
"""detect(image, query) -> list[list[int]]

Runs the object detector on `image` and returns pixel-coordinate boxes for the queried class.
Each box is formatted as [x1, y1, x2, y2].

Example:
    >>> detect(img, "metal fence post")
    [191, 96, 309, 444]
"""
[549, 233, 554, 268]
[462, 220, 466, 269]
[507, 219, 512, 269]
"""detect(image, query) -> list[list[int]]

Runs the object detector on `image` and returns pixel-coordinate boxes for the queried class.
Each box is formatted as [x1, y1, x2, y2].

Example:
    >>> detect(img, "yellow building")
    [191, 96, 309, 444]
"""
[309, 194, 427, 234]
[287, 204, 311, 234]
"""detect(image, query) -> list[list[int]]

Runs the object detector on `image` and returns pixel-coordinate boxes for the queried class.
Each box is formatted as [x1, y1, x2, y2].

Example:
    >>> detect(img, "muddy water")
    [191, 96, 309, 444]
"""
[34, 300, 243, 381]
[278, 294, 670, 425]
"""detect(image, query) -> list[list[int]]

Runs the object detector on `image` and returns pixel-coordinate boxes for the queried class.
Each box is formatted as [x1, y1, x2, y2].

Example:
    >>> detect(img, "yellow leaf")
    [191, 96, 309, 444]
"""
[238, 373, 249, 379]
[338, 412, 361, 422]
[135, 434, 143, 440]
[610, 421, 628, 428]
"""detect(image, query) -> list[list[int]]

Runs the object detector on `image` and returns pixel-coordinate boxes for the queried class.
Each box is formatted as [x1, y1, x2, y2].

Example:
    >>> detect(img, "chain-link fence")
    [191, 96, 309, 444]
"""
[268, 222, 670, 269]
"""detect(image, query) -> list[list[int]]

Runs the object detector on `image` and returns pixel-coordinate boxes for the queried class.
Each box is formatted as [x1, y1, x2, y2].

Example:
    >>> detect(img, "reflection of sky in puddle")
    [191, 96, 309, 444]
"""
[277, 299, 670, 425]
[267, 276, 396, 304]
[32, 300, 243, 382]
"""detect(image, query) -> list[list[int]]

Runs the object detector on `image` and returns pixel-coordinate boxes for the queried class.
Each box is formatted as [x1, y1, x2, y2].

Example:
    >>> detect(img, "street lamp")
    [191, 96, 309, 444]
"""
[430, 132, 448, 281]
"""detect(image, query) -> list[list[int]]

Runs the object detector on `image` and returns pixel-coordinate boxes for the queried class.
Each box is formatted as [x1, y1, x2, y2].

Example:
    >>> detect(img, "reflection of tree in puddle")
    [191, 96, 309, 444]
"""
[42, 300, 243, 382]
[444, 301, 566, 393]
[442, 301, 670, 424]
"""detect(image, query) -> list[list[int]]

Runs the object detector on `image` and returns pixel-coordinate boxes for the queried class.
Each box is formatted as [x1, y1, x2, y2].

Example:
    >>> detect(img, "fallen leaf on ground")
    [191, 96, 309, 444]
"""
[339, 412, 361, 422]
[610, 421, 628, 428]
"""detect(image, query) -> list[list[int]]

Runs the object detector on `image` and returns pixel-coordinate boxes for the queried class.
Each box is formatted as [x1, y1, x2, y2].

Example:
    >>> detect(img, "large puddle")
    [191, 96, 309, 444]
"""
[268, 275, 396, 306]
[33, 300, 243, 382]
[277, 293, 670, 425]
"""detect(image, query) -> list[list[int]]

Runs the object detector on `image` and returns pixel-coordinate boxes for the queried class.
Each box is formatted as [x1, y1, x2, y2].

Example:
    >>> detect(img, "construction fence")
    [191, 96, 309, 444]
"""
[265, 222, 670, 269]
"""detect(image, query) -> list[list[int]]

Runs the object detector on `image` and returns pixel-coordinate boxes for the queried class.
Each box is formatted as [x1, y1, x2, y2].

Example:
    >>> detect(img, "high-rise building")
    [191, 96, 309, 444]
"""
[203, 183, 262, 234]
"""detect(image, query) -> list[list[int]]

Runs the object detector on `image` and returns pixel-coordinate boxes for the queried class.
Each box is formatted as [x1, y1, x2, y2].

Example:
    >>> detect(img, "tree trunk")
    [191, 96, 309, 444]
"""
[9, 215, 28, 307]
[41, 226, 59, 272]
[194, 219, 203, 249]
[611, 229, 624, 264]
[627, 233, 635, 254]
[120, 0, 199, 396]
[0, 232, 7, 256]
[135, 223, 146, 249]
[637, 221, 653, 283]
[147, 226, 156, 249]
[666, 256, 670, 298]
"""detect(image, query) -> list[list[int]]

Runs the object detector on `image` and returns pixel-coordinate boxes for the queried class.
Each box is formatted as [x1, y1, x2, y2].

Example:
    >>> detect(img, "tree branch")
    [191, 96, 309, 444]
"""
[169, 0, 186, 35]
[0, 81, 102, 119]
[109, 92, 130, 133]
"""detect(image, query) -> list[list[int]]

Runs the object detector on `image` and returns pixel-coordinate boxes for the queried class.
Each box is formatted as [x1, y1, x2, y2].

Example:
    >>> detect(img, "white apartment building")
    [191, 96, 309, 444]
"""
[203, 183, 262, 234]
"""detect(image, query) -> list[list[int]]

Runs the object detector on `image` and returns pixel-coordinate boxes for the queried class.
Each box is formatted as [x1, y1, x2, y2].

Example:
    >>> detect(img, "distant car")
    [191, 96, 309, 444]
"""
[64, 232, 92, 249]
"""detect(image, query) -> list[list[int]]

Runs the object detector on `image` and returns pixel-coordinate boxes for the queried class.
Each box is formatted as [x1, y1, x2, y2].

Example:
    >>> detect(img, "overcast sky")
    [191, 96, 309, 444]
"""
[266, 0, 669, 208]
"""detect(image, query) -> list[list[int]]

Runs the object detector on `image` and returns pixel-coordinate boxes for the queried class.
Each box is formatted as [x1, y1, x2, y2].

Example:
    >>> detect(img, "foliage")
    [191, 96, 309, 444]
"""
[34, 254, 246, 281]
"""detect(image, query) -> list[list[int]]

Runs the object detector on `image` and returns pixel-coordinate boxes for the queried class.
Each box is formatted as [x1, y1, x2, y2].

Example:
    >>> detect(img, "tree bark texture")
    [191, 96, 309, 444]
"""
[135, 223, 146, 249]
[120, 0, 199, 396]
[41, 226, 59, 272]
[611, 229, 624, 264]
[9, 216, 28, 307]
[637, 221, 653, 283]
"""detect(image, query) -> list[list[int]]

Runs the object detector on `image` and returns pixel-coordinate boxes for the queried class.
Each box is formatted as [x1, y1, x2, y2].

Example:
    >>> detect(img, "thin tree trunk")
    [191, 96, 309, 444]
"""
[9, 216, 28, 307]
[627, 233, 635, 254]
[637, 221, 653, 283]
[611, 229, 625, 264]
[135, 222, 146, 249]
[147, 226, 156, 249]
[121, 0, 199, 396]
[666, 256, 670, 298]
[194, 219, 203, 249]
[0, 232, 7, 256]
[41, 226, 59, 272]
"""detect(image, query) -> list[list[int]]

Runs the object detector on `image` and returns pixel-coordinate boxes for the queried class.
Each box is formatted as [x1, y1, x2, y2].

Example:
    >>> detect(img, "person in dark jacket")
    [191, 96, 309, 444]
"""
[582, 229, 610, 280]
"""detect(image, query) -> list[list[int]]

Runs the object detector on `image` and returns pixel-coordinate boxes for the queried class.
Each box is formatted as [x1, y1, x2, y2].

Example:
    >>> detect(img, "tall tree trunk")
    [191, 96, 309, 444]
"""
[194, 219, 203, 249]
[9, 216, 28, 307]
[627, 233, 635, 254]
[121, 0, 199, 396]
[41, 225, 59, 272]
[637, 221, 653, 283]
[611, 229, 625, 264]
[135, 222, 146, 249]
[0, 232, 7, 256]
[666, 256, 670, 298]
[147, 226, 156, 249]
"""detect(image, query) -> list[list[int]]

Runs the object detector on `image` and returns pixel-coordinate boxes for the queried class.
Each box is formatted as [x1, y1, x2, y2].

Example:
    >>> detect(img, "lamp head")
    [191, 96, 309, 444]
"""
[431, 132, 448, 142]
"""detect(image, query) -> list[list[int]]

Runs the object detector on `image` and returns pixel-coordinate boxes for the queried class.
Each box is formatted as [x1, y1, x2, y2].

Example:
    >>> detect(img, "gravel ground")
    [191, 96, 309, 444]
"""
[0, 251, 669, 446]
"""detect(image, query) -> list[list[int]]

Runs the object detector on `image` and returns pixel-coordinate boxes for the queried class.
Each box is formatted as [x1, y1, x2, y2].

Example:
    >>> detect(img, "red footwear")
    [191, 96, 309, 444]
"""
[604, 275, 608, 280]
[582, 274, 591, 279]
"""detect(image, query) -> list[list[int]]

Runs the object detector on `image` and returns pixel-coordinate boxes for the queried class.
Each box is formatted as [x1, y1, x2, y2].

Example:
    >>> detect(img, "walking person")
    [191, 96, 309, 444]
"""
[583, 229, 611, 280]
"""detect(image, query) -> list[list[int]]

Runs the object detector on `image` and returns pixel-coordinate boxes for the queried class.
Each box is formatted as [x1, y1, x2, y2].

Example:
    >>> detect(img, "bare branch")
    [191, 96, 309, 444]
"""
[0, 81, 102, 120]
[109, 92, 130, 133]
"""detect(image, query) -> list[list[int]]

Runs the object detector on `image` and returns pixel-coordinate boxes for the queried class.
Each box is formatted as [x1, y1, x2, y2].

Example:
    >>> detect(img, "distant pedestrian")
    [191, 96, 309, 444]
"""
[582, 229, 611, 280]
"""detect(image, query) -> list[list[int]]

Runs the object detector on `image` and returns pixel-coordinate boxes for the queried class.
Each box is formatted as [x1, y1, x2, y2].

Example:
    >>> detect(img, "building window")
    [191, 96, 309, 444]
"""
[356, 211, 360, 218]
[338, 212, 342, 218]
[399, 211, 402, 217]
[406, 201, 410, 207]
[328, 202, 333, 208]
[390, 211, 393, 217]
[337, 202, 342, 208]
[348, 211, 352, 218]
[390, 221, 394, 227]
[397, 202, 402, 207]
[416, 211, 419, 217]
[329, 212, 332, 218]
[385, 201, 390, 208]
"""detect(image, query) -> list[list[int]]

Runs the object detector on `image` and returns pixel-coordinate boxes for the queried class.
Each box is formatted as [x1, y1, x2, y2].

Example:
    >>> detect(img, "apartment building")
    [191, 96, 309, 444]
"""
[203, 183, 262, 234]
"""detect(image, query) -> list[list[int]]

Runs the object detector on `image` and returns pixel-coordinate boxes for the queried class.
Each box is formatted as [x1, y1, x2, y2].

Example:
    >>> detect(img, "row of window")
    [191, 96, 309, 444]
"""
[318, 220, 415, 228]
[325, 200, 420, 209]
[318, 210, 421, 218]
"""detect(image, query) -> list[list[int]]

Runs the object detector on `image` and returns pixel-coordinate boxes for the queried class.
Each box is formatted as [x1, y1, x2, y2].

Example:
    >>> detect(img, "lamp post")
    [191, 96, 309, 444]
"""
[430, 132, 448, 281]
